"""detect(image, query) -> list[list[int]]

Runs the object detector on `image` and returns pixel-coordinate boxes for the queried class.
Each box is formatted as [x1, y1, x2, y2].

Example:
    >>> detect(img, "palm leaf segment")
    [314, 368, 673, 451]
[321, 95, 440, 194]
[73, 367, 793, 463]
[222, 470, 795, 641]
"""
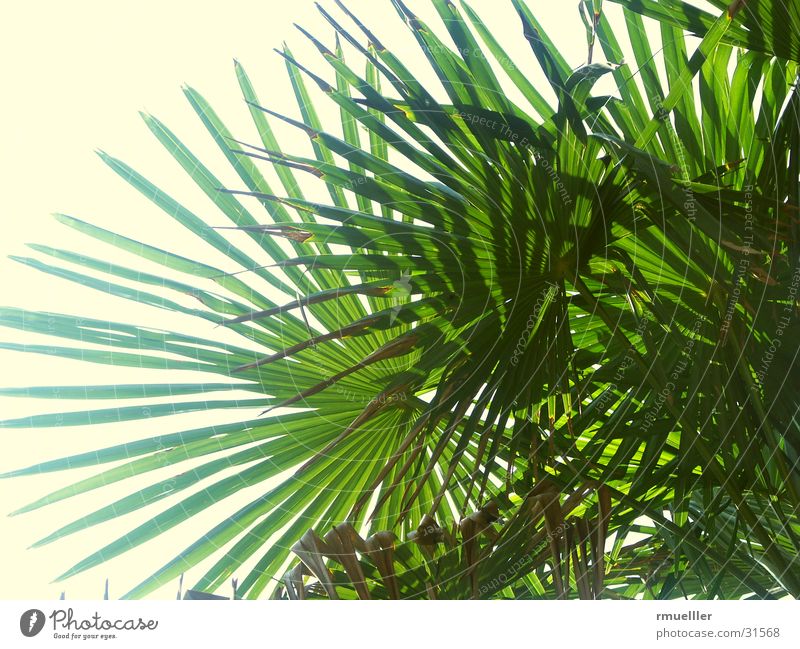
[1, 0, 799, 599]
[615, 0, 800, 62]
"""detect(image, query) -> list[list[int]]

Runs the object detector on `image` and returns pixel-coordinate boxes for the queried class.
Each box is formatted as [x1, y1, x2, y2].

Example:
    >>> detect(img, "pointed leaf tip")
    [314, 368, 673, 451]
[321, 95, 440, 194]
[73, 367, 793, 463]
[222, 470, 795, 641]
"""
[9, 497, 44, 516]
[53, 571, 71, 583]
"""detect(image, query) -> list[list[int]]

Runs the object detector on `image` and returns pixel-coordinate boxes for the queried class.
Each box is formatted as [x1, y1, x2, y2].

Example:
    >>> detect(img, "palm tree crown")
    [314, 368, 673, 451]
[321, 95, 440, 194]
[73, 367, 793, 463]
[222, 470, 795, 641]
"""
[1, 0, 798, 599]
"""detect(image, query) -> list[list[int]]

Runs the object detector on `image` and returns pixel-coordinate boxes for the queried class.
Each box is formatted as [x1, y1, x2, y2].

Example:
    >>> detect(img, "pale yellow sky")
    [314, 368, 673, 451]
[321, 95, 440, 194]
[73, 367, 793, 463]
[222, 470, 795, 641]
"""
[0, 0, 696, 599]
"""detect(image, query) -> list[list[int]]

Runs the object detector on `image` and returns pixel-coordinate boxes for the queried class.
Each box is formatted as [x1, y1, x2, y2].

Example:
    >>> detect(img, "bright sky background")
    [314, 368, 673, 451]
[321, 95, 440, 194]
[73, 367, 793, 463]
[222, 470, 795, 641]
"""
[0, 0, 714, 600]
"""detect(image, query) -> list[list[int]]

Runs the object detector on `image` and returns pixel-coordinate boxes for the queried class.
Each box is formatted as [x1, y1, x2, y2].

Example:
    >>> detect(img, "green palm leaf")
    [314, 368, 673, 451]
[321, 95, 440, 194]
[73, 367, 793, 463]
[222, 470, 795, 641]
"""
[2, 0, 798, 599]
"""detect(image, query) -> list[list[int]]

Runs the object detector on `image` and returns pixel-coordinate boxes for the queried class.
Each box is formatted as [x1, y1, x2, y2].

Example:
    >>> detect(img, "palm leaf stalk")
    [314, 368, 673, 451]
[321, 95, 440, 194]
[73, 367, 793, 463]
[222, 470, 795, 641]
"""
[1, 0, 799, 599]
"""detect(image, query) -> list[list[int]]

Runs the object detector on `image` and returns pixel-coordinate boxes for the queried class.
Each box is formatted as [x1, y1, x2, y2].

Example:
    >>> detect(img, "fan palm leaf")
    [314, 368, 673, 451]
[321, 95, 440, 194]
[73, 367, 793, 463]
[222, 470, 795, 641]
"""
[1, 0, 798, 599]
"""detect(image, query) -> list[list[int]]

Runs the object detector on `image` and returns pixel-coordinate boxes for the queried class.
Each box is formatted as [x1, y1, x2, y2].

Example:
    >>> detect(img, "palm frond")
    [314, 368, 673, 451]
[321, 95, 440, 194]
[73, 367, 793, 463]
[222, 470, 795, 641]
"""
[2, 0, 799, 599]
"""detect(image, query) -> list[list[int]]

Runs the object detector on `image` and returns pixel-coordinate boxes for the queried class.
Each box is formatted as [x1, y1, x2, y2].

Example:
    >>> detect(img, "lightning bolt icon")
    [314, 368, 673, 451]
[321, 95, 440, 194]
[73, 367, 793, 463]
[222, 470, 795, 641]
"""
[28, 612, 38, 632]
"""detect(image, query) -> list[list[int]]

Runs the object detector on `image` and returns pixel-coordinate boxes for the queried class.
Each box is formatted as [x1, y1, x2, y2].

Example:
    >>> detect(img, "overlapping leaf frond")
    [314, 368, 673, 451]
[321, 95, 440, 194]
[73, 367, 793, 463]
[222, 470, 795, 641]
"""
[613, 0, 800, 62]
[1, 0, 798, 599]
